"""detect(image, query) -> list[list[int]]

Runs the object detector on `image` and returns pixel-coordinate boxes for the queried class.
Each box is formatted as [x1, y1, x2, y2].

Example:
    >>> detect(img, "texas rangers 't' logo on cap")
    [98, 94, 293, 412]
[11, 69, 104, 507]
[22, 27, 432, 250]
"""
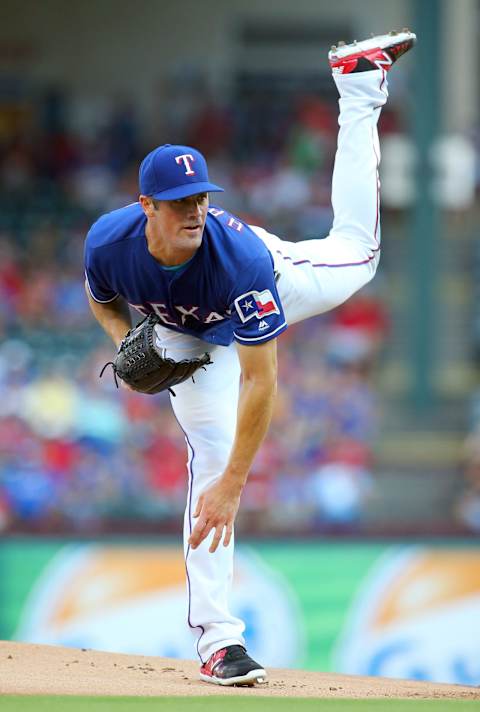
[175, 154, 196, 176]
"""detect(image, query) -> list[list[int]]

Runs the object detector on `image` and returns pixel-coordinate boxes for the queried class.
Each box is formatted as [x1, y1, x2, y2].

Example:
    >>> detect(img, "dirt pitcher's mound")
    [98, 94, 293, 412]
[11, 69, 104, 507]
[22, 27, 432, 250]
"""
[0, 641, 478, 699]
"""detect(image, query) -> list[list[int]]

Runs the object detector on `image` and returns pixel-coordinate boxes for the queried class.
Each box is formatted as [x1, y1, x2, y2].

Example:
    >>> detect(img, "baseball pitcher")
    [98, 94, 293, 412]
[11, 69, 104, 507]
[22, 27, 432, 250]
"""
[84, 31, 416, 686]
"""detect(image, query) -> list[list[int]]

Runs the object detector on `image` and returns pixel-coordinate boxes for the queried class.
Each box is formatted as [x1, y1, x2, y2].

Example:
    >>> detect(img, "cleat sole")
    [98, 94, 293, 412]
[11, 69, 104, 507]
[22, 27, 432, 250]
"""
[328, 30, 416, 62]
[200, 668, 268, 687]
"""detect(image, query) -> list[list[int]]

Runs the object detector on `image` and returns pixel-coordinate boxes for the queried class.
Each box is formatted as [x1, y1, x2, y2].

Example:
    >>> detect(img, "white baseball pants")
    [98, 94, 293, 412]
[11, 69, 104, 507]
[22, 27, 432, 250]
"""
[154, 69, 388, 662]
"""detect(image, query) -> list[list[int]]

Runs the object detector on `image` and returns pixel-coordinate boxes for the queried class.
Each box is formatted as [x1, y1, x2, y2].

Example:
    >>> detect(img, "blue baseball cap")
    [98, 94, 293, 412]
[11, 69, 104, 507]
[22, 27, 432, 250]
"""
[139, 144, 224, 200]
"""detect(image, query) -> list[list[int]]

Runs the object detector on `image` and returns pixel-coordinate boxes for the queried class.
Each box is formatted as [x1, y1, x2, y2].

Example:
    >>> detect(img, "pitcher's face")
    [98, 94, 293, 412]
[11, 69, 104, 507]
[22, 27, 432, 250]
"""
[153, 193, 209, 250]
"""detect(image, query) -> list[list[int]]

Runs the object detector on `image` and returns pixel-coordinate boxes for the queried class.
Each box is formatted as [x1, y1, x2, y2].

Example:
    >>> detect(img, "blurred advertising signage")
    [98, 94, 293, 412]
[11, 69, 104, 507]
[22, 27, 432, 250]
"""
[334, 546, 480, 686]
[13, 543, 303, 668]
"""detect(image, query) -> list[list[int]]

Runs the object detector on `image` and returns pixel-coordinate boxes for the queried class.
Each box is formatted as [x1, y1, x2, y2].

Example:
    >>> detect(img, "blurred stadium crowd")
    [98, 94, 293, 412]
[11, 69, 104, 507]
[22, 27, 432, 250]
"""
[0, 82, 478, 534]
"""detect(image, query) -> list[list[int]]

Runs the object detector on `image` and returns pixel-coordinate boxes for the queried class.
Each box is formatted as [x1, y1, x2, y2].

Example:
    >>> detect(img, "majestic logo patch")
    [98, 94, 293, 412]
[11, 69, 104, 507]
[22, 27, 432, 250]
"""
[234, 289, 280, 323]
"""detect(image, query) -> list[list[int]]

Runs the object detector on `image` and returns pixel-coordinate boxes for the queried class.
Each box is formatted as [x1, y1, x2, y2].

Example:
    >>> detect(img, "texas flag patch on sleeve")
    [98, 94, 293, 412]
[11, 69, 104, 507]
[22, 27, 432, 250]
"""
[234, 289, 281, 323]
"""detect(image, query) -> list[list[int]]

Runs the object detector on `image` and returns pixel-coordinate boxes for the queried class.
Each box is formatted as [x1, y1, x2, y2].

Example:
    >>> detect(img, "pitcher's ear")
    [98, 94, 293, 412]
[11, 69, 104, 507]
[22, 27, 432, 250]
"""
[139, 195, 156, 218]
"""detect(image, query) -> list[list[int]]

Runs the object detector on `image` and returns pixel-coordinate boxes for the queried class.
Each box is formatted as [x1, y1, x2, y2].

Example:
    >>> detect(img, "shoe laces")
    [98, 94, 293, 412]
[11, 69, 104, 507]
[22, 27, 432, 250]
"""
[223, 645, 247, 661]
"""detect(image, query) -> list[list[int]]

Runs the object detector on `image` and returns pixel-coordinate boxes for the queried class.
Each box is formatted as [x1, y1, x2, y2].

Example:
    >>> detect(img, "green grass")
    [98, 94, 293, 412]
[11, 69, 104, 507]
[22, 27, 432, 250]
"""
[0, 697, 478, 712]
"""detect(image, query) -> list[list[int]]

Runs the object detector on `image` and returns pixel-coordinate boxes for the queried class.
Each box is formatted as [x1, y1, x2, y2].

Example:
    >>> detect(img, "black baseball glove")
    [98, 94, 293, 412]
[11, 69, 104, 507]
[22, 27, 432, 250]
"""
[100, 313, 212, 395]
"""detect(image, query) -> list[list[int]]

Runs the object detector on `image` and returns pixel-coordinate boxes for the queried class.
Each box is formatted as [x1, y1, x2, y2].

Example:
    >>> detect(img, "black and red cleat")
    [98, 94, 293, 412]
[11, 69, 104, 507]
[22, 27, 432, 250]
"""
[329, 29, 416, 74]
[199, 645, 267, 686]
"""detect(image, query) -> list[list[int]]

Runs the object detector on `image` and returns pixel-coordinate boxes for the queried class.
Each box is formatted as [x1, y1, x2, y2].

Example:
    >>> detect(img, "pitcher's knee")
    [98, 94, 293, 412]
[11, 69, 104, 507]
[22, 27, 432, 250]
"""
[355, 257, 379, 293]
[191, 446, 231, 481]
[366, 254, 379, 279]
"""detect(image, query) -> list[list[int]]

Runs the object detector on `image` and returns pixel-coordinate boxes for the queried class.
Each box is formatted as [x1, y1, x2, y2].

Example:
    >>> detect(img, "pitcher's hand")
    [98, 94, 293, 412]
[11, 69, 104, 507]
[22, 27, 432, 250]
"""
[188, 478, 242, 553]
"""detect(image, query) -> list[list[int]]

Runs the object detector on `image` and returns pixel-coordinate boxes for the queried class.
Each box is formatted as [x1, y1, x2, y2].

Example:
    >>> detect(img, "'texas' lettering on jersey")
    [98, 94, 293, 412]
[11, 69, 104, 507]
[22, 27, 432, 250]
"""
[130, 289, 280, 330]
[130, 302, 227, 327]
